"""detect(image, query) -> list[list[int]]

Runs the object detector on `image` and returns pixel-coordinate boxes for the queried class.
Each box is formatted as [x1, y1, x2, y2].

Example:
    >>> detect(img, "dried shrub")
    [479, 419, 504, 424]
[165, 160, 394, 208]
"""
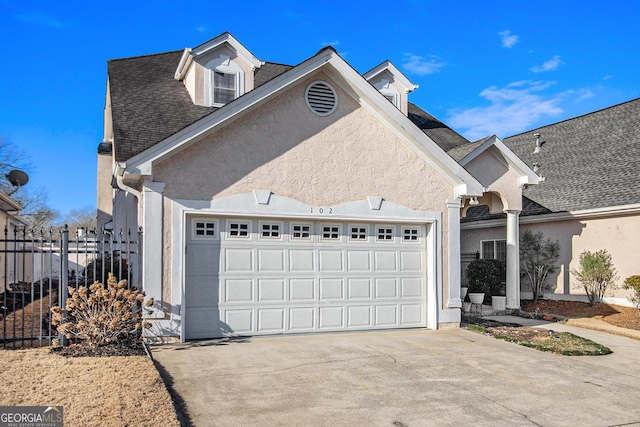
[51, 273, 153, 347]
[623, 275, 640, 313]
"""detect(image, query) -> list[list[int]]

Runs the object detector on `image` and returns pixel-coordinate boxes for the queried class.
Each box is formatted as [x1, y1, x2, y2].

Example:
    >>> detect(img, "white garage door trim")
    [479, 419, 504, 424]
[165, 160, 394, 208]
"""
[185, 217, 428, 338]
[171, 192, 442, 342]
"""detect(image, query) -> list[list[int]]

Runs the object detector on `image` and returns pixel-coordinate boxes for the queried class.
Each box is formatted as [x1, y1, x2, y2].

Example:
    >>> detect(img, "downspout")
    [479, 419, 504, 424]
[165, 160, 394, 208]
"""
[115, 164, 143, 224]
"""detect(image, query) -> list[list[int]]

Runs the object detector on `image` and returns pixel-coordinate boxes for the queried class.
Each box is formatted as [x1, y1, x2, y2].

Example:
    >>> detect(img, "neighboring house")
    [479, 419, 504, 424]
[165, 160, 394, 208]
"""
[0, 190, 25, 293]
[97, 32, 538, 341]
[461, 97, 640, 306]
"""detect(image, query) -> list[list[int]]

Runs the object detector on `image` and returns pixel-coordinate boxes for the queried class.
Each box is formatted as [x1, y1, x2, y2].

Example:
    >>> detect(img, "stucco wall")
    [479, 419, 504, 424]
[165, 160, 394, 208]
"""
[461, 213, 640, 304]
[96, 151, 113, 229]
[112, 190, 138, 238]
[464, 148, 523, 212]
[154, 71, 456, 308]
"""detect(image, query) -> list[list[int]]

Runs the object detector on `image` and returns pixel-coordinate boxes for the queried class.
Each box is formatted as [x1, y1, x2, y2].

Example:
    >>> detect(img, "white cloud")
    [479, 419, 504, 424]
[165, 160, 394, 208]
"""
[402, 54, 446, 76]
[576, 88, 595, 102]
[447, 80, 564, 140]
[603, 75, 613, 80]
[498, 30, 519, 48]
[530, 55, 562, 73]
[196, 26, 208, 33]
[321, 40, 340, 47]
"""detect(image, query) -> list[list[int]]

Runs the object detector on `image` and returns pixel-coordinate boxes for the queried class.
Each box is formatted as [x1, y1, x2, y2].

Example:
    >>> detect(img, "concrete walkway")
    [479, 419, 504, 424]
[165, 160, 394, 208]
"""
[152, 325, 640, 426]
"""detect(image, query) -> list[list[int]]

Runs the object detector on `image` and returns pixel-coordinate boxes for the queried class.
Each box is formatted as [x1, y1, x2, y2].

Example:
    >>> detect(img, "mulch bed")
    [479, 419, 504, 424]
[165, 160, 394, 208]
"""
[51, 337, 146, 357]
[521, 300, 640, 331]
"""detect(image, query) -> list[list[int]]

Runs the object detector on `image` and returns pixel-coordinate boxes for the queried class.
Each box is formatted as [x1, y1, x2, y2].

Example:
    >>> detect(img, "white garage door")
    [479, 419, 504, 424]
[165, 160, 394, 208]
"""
[185, 216, 427, 339]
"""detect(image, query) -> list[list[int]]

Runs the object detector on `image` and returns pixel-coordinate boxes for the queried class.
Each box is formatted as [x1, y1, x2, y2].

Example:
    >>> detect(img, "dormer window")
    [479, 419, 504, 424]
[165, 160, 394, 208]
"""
[205, 55, 244, 107]
[213, 71, 236, 104]
[384, 93, 397, 105]
[374, 79, 400, 109]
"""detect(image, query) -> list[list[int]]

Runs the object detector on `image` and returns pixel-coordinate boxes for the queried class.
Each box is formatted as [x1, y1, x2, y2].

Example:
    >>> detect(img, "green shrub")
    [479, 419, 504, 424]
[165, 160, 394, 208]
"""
[466, 259, 505, 301]
[623, 275, 640, 313]
[51, 273, 153, 347]
[571, 250, 618, 306]
[83, 254, 129, 286]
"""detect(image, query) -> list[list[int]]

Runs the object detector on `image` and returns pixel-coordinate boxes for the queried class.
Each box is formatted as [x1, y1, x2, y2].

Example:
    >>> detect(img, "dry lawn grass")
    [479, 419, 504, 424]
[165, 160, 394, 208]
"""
[0, 348, 180, 427]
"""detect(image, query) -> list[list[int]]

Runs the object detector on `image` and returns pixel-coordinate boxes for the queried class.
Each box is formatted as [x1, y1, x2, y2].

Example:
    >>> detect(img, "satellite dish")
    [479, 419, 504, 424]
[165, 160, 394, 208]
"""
[7, 170, 29, 187]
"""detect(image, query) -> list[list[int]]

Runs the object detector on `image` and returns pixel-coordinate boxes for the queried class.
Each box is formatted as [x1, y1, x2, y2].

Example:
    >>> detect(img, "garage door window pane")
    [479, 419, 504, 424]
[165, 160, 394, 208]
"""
[192, 220, 218, 240]
[377, 227, 394, 241]
[402, 228, 419, 242]
[322, 225, 340, 240]
[229, 222, 250, 238]
[292, 224, 311, 240]
[350, 226, 367, 241]
[260, 223, 281, 239]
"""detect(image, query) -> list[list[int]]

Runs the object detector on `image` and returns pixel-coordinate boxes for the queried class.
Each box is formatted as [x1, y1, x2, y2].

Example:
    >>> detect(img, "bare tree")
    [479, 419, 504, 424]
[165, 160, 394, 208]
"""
[0, 136, 59, 230]
[64, 206, 97, 232]
[520, 230, 560, 303]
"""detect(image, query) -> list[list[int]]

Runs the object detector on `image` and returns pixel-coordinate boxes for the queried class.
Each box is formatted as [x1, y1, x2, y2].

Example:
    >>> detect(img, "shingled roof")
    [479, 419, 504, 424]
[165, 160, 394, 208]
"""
[407, 103, 470, 151]
[108, 47, 469, 164]
[108, 51, 292, 162]
[505, 98, 640, 212]
[462, 97, 640, 221]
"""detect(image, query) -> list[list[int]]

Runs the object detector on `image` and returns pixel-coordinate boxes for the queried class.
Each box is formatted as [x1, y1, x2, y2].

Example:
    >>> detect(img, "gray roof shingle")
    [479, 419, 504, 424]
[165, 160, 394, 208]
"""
[446, 136, 492, 162]
[108, 48, 468, 165]
[108, 51, 216, 162]
[407, 103, 470, 151]
[108, 52, 292, 162]
[504, 98, 640, 212]
[463, 97, 640, 221]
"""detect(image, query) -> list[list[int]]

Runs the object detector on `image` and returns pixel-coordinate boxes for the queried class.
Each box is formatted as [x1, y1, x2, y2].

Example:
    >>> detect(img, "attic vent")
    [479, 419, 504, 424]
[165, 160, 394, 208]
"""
[305, 81, 337, 116]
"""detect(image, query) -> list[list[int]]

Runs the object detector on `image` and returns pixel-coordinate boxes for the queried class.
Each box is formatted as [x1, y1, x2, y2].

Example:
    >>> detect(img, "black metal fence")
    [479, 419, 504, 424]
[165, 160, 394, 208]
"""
[0, 225, 141, 348]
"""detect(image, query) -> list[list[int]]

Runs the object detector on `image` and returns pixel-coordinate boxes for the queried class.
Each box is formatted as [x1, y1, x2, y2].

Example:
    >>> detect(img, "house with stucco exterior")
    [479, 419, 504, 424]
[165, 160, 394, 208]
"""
[97, 32, 539, 341]
[461, 97, 640, 306]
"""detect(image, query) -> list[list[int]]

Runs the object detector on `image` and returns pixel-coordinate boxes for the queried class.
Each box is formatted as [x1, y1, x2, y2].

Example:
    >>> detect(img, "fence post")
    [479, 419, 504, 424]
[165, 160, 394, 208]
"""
[59, 225, 69, 346]
[137, 227, 143, 290]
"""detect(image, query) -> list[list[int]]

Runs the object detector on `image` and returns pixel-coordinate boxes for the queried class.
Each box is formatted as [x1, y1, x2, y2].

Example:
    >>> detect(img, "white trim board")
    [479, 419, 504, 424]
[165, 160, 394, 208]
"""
[461, 202, 640, 230]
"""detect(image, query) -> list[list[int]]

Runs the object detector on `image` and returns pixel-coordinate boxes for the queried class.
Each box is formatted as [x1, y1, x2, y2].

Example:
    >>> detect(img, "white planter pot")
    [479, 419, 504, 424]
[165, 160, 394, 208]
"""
[468, 293, 485, 305]
[460, 287, 468, 300]
[492, 296, 506, 312]
[463, 302, 472, 312]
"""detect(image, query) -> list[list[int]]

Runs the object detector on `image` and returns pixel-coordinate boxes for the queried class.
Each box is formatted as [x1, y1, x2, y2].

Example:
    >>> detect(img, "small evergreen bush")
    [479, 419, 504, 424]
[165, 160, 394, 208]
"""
[51, 273, 153, 347]
[466, 259, 505, 302]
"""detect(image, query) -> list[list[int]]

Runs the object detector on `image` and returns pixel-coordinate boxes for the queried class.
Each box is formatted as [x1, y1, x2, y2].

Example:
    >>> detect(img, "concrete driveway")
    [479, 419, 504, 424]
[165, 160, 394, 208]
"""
[151, 324, 640, 426]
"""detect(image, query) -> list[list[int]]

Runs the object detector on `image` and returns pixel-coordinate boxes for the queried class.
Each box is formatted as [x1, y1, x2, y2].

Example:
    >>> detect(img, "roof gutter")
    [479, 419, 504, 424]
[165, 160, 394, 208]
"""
[461, 202, 640, 230]
[174, 48, 194, 80]
[115, 163, 142, 200]
[0, 191, 22, 211]
[114, 163, 143, 228]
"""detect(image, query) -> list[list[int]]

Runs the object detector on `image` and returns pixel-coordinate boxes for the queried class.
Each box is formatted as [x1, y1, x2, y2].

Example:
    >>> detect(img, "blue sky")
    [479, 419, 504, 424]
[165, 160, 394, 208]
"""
[1, 0, 639, 218]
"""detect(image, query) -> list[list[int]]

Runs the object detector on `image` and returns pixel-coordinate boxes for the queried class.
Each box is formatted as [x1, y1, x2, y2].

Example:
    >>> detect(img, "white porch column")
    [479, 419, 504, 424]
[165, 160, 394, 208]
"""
[506, 210, 521, 310]
[447, 199, 462, 308]
[142, 180, 166, 318]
